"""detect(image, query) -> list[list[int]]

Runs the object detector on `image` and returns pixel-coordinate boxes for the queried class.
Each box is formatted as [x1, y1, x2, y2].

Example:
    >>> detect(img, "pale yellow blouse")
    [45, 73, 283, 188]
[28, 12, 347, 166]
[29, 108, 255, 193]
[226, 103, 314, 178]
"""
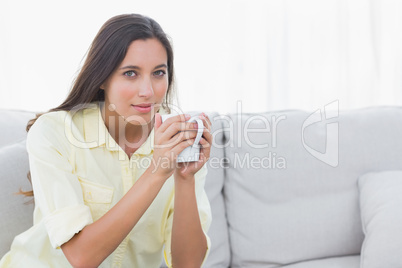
[0, 102, 211, 268]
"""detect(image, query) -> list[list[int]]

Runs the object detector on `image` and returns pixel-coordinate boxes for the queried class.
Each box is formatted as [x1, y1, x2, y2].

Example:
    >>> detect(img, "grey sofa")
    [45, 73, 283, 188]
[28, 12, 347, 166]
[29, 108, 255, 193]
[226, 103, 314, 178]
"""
[2, 105, 402, 267]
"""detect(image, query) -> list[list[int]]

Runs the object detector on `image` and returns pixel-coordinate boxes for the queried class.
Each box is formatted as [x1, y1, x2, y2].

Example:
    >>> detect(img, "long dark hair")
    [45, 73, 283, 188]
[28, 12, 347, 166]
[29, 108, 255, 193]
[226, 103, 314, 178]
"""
[21, 14, 176, 196]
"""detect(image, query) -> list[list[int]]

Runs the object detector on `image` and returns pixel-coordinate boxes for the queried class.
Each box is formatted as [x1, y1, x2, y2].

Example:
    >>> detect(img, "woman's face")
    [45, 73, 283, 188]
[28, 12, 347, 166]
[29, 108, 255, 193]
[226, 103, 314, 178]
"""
[102, 38, 168, 125]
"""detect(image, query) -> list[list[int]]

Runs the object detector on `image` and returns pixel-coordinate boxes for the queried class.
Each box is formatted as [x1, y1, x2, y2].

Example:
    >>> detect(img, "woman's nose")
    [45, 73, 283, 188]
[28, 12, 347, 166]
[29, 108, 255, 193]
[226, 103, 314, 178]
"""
[138, 77, 154, 98]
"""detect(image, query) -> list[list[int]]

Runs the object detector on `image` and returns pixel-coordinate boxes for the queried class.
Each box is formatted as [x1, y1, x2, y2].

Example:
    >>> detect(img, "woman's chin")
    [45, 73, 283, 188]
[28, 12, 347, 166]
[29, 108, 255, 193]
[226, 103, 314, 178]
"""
[124, 113, 153, 126]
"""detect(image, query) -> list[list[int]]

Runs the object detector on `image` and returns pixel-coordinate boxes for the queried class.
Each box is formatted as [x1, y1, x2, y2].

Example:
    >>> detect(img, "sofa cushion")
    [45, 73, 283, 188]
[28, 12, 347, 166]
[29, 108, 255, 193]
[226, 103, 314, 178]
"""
[281, 255, 360, 268]
[0, 140, 34, 257]
[358, 170, 402, 268]
[223, 107, 402, 266]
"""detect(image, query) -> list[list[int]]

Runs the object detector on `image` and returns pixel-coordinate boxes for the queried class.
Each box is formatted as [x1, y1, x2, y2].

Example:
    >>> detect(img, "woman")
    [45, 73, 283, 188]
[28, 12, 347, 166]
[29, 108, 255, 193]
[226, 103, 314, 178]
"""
[0, 14, 212, 268]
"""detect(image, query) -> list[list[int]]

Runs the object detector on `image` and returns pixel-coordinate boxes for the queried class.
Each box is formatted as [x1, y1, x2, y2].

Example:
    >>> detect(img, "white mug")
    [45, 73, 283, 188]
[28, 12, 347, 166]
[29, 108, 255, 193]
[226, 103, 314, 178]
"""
[160, 114, 204, 162]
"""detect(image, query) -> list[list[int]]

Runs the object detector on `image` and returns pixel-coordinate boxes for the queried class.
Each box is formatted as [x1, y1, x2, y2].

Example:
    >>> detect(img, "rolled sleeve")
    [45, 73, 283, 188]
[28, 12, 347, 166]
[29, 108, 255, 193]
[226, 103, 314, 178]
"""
[44, 205, 93, 248]
[27, 113, 93, 249]
[163, 165, 212, 267]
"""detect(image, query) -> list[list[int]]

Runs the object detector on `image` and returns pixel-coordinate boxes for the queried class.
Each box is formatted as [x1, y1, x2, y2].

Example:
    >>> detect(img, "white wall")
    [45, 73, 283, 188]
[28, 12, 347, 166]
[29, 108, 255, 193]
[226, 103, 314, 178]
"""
[1, 0, 401, 114]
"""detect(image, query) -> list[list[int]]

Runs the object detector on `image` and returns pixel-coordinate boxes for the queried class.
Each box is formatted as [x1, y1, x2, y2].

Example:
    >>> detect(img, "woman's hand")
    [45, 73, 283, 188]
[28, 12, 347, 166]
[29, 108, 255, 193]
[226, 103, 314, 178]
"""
[174, 113, 213, 180]
[151, 113, 203, 180]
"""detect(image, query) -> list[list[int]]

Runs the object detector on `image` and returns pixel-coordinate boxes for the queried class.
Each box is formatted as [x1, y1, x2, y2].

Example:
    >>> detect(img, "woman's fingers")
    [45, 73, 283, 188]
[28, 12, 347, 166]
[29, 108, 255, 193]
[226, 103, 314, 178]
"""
[156, 112, 211, 137]
[154, 112, 213, 159]
[200, 113, 212, 132]
[162, 121, 198, 141]
[154, 113, 162, 131]
[165, 131, 210, 160]
[155, 128, 198, 151]
[170, 138, 196, 158]
[156, 114, 189, 133]
[197, 138, 211, 163]
[199, 136, 211, 154]
[201, 127, 212, 146]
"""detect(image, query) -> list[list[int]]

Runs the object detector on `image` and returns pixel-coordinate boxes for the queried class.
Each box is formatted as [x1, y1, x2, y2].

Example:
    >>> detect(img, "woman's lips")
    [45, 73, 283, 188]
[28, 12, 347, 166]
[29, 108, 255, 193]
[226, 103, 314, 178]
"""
[131, 104, 152, 113]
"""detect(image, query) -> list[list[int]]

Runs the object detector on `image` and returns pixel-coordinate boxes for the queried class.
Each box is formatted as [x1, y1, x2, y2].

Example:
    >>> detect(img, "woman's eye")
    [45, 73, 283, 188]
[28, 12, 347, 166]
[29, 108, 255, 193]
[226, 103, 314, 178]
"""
[124, 71, 136, 77]
[154, 70, 166, 77]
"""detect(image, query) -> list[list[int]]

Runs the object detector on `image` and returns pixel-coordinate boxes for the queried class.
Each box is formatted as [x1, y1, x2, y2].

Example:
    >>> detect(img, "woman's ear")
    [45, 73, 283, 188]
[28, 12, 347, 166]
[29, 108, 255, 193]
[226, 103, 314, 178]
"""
[100, 80, 108, 90]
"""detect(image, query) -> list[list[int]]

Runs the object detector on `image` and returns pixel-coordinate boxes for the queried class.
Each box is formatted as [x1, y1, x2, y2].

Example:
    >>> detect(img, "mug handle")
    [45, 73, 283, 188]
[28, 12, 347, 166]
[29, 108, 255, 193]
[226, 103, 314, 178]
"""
[187, 117, 204, 147]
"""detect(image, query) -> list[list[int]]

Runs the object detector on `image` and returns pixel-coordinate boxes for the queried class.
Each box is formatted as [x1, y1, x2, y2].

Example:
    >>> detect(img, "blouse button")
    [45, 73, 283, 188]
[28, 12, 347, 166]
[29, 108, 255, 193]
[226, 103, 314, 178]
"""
[85, 191, 92, 201]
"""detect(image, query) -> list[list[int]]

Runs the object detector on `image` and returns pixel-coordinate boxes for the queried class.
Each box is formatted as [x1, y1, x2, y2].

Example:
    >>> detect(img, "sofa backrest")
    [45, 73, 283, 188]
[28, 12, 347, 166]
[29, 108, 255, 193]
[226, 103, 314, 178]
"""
[219, 106, 402, 267]
[0, 109, 35, 149]
[0, 110, 35, 257]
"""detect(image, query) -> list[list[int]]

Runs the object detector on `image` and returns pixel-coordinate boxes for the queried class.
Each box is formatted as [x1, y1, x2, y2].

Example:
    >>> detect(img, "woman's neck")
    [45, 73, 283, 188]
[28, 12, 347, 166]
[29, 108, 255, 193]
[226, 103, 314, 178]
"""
[101, 104, 153, 155]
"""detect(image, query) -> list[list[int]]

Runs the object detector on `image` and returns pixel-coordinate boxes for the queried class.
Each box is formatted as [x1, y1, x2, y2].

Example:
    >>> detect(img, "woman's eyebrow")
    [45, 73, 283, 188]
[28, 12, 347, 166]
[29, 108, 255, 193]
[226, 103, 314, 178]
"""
[153, 64, 167, 70]
[119, 64, 167, 70]
[119, 65, 140, 70]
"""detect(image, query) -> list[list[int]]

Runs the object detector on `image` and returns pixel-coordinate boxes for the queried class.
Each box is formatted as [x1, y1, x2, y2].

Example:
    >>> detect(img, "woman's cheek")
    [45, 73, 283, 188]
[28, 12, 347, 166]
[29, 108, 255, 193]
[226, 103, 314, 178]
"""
[155, 81, 168, 99]
[117, 84, 135, 99]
